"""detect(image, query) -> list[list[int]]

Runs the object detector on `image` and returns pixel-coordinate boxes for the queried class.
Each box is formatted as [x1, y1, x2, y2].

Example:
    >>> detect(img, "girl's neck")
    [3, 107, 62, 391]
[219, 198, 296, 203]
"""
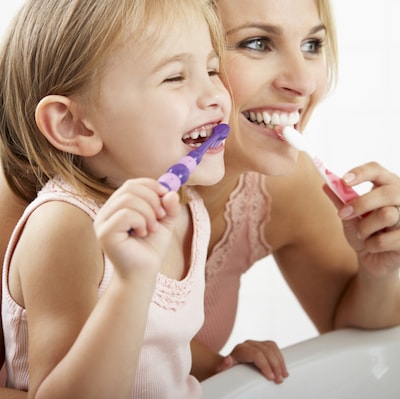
[196, 166, 241, 221]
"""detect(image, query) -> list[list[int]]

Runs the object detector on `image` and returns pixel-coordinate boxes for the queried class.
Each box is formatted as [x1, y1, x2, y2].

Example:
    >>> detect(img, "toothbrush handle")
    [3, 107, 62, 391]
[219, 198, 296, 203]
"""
[157, 123, 230, 192]
[325, 169, 359, 204]
[157, 155, 197, 192]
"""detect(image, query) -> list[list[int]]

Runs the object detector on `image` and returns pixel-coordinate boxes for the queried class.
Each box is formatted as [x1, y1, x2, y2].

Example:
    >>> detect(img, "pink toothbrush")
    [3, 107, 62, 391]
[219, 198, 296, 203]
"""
[158, 123, 230, 191]
[282, 126, 359, 204]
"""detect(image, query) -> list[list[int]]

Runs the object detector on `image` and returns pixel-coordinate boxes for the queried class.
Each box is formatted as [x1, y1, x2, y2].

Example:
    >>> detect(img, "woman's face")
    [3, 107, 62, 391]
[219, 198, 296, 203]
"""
[217, 0, 328, 175]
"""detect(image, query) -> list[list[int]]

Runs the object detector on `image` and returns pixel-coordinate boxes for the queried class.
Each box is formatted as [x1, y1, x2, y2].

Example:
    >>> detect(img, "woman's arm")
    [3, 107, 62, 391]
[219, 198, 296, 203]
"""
[332, 162, 400, 329]
[267, 155, 400, 332]
[266, 153, 357, 332]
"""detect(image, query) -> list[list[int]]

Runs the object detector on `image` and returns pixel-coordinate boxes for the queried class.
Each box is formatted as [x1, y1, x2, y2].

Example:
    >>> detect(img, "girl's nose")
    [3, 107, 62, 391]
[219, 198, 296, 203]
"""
[273, 53, 317, 97]
[197, 79, 230, 111]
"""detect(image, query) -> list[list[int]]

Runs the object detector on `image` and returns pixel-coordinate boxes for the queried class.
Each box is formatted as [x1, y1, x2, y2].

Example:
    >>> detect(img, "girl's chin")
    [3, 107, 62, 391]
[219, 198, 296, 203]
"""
[188, 169, 225, 187]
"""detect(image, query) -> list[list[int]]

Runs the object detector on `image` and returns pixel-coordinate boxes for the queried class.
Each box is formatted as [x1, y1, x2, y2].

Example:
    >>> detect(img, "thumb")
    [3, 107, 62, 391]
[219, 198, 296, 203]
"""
[159, 191, 181, 224]
[216, 355, 237, 373]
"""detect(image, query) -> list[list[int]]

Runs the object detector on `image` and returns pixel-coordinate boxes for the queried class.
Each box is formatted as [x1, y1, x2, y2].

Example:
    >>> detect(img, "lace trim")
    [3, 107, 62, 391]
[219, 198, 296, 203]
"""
[206, 172, 272, 283]
[42, 180, 209, 311]
[152, 188, 209, 310]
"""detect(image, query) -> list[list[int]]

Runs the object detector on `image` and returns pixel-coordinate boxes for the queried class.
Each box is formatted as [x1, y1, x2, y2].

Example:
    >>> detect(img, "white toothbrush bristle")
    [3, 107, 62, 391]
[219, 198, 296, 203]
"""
[282, 126, 306, 151]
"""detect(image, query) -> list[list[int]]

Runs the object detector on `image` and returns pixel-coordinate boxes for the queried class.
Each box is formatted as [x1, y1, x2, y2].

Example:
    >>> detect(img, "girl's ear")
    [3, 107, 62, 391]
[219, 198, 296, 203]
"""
[35, 95, 103, 157]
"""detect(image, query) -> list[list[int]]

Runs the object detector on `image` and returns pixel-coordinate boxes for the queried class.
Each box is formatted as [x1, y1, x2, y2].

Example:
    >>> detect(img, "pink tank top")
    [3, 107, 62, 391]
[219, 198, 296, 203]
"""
[196, 172, 273, 351]
[2, 178, 209, 398]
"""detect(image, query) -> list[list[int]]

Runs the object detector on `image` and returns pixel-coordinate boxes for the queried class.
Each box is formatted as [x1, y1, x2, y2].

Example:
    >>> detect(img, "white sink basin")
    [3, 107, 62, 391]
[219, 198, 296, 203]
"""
[201, 327, 400, 398]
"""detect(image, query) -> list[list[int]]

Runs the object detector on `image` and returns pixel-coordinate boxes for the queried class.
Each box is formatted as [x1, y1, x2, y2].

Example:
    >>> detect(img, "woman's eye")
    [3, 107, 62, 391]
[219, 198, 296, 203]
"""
[301, 39, 324, 55]
[236, 37, 272, 52]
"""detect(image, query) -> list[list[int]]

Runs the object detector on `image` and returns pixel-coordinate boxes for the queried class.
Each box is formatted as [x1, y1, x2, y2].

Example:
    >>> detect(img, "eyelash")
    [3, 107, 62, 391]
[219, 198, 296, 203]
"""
[234, 37, 324, 55]
[163, 69, 220, 83]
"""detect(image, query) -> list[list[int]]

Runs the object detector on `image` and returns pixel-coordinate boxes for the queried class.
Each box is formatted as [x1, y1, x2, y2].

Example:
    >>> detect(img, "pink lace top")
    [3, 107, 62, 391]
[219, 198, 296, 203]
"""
[196, 172, 273, 351]
[2, 178, 209, 398]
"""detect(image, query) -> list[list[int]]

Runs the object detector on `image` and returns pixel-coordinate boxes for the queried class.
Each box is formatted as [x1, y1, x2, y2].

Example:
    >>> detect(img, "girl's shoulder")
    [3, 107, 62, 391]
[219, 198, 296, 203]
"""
[7, 182, 104, 308]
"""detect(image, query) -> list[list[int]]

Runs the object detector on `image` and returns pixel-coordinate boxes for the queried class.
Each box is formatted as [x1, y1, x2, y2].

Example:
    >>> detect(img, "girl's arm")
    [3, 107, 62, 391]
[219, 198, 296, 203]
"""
[0, 168, 26, 366]
[11, 179, 179, 399]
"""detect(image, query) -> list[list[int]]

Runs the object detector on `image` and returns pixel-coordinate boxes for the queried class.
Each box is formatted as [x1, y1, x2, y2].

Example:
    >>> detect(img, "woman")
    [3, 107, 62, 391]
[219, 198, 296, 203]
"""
[1, 0, 400, 393]
[191, 0, 400, 383]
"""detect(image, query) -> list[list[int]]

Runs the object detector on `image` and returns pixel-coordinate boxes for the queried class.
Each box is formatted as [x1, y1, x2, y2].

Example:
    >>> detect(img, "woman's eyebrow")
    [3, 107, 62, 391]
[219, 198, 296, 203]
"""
[226, 22, 326, 36]
[226, 23, 282, 36]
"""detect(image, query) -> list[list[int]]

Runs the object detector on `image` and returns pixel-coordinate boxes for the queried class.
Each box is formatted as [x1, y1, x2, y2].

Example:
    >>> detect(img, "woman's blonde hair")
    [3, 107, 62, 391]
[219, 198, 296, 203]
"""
[0, 0, 225, 203]
[316, 0, 338, 93]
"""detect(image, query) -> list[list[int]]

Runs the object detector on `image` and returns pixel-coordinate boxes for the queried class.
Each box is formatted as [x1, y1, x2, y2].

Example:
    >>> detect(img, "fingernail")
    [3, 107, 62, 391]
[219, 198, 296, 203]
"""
[342, 172, 355, 184]
[268, 372, 276, 381]
[339, 205, 354, 219]
[157, 207, 166, 218]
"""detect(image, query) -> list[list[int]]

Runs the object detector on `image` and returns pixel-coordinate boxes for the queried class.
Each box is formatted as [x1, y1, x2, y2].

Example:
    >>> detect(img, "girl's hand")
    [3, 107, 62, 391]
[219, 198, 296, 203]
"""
[328, 162, 400, 276]
[93, 178, 181, 279]
[216, 340, 289, 384]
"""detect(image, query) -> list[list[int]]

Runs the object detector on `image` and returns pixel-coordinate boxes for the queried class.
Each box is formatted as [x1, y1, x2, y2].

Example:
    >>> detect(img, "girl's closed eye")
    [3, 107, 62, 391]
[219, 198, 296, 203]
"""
[208, 68, 220, 77]
[163, 74, 185, 83]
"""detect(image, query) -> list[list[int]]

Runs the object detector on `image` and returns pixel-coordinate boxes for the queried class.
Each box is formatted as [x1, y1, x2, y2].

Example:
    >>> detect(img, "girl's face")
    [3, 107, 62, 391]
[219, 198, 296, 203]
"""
[83, 12, 231, 188]
[217, 0, 328, 175]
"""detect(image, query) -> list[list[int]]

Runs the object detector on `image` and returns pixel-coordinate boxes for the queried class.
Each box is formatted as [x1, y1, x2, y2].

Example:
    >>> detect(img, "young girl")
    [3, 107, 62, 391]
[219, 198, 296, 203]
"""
[0, 0, 234, 397]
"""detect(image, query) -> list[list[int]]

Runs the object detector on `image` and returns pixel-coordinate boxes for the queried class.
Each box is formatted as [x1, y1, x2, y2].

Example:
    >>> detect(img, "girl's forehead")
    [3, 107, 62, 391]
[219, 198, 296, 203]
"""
[124, 11, 209, 55]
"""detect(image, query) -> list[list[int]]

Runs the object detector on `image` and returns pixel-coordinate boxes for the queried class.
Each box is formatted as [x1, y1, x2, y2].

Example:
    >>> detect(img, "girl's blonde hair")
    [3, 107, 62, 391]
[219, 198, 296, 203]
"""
[0, 0, 225, 203]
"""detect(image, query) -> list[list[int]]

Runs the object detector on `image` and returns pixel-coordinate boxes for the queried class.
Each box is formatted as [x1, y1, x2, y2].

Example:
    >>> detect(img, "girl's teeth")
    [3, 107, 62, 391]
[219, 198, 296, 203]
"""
[182, 127, 212, 142]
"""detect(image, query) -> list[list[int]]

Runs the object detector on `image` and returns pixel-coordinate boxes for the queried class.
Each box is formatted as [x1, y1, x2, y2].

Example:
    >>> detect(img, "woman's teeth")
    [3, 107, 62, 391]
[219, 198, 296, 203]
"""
[245, 110, 300, 129]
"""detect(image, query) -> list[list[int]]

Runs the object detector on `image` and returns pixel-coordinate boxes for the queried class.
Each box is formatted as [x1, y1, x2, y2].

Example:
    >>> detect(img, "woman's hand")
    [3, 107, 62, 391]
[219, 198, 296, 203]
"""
[217, 340, 289, 384]
[326, 162, 400, 329]
[332, 162, 400, 276]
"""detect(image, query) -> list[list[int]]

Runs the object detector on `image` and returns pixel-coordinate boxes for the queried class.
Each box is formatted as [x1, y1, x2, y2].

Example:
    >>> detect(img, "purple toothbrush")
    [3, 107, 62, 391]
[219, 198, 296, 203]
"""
[158, 123, 230, 191]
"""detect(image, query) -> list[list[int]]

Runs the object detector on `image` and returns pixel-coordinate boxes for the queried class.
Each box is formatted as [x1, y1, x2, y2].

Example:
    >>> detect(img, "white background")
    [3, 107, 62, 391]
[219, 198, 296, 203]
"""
[1, 1, 399, 352]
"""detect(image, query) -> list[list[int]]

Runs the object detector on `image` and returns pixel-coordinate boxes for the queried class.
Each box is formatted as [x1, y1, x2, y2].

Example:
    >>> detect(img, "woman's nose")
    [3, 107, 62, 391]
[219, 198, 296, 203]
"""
[273, 52, 317, 97]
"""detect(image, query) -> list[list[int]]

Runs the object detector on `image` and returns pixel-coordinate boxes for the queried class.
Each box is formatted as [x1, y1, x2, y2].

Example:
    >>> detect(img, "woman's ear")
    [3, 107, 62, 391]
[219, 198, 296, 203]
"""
[35, 95, 103, 157]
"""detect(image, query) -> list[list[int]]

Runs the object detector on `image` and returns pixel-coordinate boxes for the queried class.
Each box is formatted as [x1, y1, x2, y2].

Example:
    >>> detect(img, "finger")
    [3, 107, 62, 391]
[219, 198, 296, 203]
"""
[107, 180, 168, 219]
[95, 208, 149, 244]
[344, 162, 400, 188]
[364, 228, 400, 254]
[230, 341, 288, 383]
[216, 355, 237, 373]
[357, 205, 400, 240]
[99, 194, 161, 234]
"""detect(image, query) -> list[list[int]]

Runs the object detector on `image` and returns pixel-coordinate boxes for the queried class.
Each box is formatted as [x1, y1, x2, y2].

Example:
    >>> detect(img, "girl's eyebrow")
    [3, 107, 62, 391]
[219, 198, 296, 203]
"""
[153, 50, 219, 73]
[226, 23, 326, 36]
